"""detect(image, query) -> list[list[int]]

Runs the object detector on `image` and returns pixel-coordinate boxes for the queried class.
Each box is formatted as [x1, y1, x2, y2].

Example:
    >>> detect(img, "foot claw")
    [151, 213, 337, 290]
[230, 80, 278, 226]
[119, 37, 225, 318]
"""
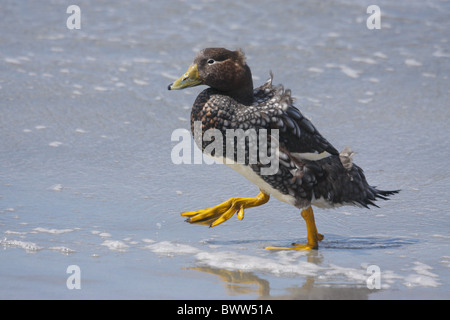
[237, 207, 245, 220]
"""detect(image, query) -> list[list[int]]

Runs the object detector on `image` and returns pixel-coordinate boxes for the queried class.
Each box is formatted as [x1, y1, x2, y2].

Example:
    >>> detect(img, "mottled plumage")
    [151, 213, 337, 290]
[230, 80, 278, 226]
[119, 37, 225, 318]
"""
[188, 57, 396, 209]
[169, 47, 399, 250]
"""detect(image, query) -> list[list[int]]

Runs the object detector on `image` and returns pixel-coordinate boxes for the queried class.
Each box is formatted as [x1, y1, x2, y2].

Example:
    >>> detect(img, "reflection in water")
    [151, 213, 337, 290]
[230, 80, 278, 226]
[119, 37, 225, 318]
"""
[189, 267, 271, 297]
[189, 236, 417, 299]
[189, 250, 372, 299]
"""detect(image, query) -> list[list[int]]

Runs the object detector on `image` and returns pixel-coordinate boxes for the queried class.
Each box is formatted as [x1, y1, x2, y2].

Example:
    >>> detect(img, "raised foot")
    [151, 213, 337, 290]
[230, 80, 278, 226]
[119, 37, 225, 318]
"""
[181, 191, 269, 228]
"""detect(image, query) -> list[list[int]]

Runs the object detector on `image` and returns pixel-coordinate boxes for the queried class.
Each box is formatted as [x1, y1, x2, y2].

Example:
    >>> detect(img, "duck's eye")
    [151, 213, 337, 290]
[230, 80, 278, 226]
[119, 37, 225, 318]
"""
[207, 59, 216, 65]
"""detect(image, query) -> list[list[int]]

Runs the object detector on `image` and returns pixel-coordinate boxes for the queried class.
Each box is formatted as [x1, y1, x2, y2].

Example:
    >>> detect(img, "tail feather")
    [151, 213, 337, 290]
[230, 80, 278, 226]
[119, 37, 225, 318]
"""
[360, 187, 400, 208]
[375, 188, 400, 199]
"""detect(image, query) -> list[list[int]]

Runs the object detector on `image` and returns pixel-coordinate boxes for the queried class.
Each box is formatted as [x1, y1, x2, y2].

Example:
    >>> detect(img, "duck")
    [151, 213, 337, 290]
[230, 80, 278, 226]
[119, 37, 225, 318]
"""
[168, 48, 399, 250]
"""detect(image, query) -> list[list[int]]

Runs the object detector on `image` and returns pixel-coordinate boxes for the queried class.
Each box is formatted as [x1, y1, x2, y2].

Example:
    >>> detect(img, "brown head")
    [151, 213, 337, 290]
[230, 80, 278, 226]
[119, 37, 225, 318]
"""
[168, 48, 254, 105]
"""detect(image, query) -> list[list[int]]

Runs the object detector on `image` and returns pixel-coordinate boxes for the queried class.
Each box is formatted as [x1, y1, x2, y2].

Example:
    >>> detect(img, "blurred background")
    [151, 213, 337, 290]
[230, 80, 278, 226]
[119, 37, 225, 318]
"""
[0, 0, 449, 299]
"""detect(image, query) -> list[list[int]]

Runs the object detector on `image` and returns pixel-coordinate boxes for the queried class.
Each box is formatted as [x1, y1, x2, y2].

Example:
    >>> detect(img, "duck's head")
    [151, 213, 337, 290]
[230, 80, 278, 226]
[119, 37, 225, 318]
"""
[168, 48, 254, 105]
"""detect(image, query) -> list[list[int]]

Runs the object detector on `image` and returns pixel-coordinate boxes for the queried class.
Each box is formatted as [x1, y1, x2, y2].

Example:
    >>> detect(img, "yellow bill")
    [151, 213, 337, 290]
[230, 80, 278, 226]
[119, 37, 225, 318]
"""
[168, 64, 204, 90]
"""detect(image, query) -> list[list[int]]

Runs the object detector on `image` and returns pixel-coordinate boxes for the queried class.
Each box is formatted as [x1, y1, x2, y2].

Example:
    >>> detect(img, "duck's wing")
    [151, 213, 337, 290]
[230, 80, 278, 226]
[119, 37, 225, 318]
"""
[279, 105, 339, 159]
[251, 80, 339, 160]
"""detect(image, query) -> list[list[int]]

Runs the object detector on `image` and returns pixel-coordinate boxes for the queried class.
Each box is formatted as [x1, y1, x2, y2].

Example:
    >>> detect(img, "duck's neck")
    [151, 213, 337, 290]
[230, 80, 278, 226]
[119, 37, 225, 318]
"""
[227, 64, 254, 106]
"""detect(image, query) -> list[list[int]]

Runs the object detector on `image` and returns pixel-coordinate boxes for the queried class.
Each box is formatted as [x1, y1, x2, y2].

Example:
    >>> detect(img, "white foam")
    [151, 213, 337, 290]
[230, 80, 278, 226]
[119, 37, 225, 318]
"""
[440, 256, 450, 268]
[49, 141, 63, 147]
[124, 238, 139, 245]
[405, 59, 422, 67]
[325, 264, 367, 282]
[33, 227, 74, 234]
[357, 98, 373, 104]
[48, 184, 63, 192]
[5, 57, 22, 65]
[195, 250, 321, 277]
[49, 246, 76, 254]
[373, 52, 388, 59]
[432, 234, 450, 240]
[91, 230, 112, 238]
[94, 86, 108, 92]
[352, 57, 377, 65]
[99, 232, 111, 238]
[307, 67, 324, 73]
[432, 48, 450, 58]
[145, 241, 200, 255]
[325, 63, 361, 78]
[101, 240, 129, 252]
[1, 239, 43, 252]
[133, 79, 148, 86]
[340, 65, 361, 78]
[412, 262, 439, 278]
[4, 230, 27, 235]
[404, 262, 440, 288]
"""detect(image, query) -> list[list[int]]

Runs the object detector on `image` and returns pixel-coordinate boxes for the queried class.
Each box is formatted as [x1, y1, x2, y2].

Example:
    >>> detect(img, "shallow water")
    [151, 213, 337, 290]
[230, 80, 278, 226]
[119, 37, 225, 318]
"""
[1, 0, 449, 299]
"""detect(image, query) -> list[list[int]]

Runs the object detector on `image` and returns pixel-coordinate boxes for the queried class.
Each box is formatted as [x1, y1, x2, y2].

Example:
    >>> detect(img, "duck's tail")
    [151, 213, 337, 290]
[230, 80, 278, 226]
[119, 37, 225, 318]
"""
[358, 187, 400, 208]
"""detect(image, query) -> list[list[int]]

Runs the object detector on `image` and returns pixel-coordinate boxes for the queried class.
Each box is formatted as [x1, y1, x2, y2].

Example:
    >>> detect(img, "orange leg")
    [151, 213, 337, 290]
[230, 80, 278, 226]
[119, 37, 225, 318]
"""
[265, 206, 323, 251]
